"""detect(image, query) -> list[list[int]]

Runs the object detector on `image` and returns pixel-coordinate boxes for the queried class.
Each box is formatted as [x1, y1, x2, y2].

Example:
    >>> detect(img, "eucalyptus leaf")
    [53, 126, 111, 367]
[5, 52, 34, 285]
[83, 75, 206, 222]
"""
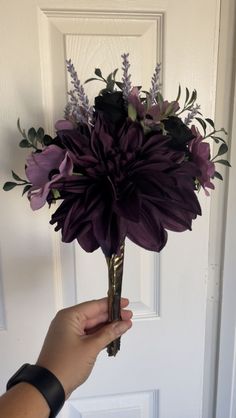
[112, 68, 119, 79]
[107, 73, 113, 83]
[214, 159, 231, 167]
[205, 118, 215, 129]
[189, 89, 197, 104]
[214, 171, 223, 180]
[12, 171, 23, 181]
[107, 80, 115, 92]
[22, 184, 32, 196]
[19, 139, 31, 148]
[28, 127, 37, 142]
[115, 81, 124, 90]
[211, 135, 226, 144]
[184, 88, 190, 105]
[36, 127, 45, 143]
[95, 68, 103, 78]
[196, 117, 207, 133]
[176, 85, 181, 102]
[217, 143, 228, 156]
[3, 181, 18, 191]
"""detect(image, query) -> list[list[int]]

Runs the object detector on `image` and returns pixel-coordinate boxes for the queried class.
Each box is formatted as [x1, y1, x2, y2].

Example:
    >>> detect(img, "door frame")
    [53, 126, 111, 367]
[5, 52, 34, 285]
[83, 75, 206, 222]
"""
[203, 0, 236, 416]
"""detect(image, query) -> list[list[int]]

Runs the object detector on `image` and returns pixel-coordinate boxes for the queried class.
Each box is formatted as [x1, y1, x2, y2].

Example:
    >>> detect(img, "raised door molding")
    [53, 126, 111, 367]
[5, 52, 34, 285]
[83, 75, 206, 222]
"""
[63, 390, 159, 418]
[37, 6, 163, 318]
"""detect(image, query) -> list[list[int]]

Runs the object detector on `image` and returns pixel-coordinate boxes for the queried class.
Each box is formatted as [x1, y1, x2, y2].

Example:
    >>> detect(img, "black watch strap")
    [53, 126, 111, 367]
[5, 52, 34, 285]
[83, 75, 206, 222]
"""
[6, 364, 65, 418]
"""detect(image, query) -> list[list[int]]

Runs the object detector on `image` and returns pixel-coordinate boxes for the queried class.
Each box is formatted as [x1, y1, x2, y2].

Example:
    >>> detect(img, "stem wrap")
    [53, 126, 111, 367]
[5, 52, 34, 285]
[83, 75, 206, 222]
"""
[106, 243, 125, 356]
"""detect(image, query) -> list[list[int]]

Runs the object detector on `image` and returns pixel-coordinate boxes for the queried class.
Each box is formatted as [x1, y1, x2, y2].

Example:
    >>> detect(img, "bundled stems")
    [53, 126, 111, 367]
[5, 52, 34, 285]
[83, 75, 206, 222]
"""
[106, 243, 125, 356]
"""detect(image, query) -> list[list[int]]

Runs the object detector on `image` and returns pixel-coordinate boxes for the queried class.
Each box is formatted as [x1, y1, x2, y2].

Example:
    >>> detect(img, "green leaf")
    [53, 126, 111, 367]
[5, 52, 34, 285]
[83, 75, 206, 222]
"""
[196, 117, 207, 133]
[184, 87, 190, 105]
[156, 92, 164, 104]
[112, 68, 119, 79]
[189, 89, 197, 104]
[106, 80, 115, 92]
[211, 135, 226, 144]
[12, 171, 23, 181]
[3, 181, 18, 191]
[36, 127, 45, 143]
[211, 136, 219, 143]
[218, 143, 228, 156]
[176, 85, 181, 102]
[115, 81, 124, 90]
[28, 127, 37, 143]
[95, 68, 103, 78]
[52, 189, 60, 199]
[107, 72, 113, 83]
[19, 139, 31, 148]
[205, 118, 215, 129]
[165, 102, 175, 117]
[214, 159, 231, 166]
[128, 103, 137, 121]
[214, 171, 223, 180]
[22, 184, 32, 196]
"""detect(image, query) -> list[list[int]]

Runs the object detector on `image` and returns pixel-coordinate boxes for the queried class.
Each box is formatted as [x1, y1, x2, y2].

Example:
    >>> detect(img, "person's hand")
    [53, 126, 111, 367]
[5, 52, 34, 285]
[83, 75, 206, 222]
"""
[36, 298, 132, 398]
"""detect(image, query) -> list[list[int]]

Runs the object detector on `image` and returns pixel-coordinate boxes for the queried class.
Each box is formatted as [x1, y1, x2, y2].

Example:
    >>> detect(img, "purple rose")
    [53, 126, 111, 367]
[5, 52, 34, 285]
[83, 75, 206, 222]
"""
[26, 145, 73, 210]
[189, 125, 215, 195]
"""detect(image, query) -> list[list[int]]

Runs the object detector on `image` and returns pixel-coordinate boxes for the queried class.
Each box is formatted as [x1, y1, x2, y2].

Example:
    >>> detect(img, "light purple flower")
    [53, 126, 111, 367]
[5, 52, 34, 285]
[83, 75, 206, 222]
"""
[26, 145, 73, 210]
[55, 119, 75, 131]
[127, 87, 145, 118]
[189, 125, 215, 195]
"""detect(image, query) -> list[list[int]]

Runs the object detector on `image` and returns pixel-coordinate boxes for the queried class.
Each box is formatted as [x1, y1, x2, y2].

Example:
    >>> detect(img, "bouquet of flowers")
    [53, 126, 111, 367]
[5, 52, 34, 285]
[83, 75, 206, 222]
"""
[3, 53, 229, 356]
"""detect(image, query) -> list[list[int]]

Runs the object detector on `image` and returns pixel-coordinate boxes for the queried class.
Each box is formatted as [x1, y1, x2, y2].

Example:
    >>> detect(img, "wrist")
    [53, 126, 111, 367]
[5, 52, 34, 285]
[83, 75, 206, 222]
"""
[6, 364, 65, 418]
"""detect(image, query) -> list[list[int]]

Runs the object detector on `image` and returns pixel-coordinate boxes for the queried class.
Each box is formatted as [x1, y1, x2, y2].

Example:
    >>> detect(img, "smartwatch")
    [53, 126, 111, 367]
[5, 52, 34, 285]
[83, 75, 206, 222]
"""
[6, 363, 65, 418]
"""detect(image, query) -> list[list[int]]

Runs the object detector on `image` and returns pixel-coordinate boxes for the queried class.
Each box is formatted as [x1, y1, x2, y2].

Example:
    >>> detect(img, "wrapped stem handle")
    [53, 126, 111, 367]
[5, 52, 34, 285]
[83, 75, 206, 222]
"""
[106, 243, 125, 356]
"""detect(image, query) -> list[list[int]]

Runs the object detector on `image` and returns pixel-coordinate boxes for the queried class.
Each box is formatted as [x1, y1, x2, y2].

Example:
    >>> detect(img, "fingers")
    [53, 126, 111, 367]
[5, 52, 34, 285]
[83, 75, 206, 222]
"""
[85, 309, 133, 331]
[121, 309, 133, 321]
[75, 297, 130, 320]
[89, 319, 133, 352]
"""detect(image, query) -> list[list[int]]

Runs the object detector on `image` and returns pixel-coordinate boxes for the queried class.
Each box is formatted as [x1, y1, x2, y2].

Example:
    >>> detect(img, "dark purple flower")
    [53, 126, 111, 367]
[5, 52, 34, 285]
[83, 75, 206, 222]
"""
[49, 116, 201, 256]
[26, 145, 73, 210]
[189, 125, 215, 195]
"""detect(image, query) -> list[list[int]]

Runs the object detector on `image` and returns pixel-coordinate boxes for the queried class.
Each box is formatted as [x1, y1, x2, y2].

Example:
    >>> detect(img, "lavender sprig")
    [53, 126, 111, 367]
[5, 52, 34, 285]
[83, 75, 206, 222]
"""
[66, 59, 93, 123]
[121, 53, 132, 101]
[184, 103, 201, 126]
[149, 63, 161, 104]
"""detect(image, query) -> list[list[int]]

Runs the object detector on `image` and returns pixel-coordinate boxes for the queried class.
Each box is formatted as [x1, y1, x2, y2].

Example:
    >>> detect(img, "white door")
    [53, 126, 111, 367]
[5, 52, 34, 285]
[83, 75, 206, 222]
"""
[0, 1, 227, 418]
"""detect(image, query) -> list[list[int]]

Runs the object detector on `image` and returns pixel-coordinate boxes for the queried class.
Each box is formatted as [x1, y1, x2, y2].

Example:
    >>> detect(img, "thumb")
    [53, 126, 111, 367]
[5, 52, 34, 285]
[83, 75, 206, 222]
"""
[90, 320, 132, 352]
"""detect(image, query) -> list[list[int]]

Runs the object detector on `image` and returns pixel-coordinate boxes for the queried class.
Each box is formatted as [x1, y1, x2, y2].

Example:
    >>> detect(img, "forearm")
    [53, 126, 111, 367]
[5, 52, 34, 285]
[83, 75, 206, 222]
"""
[0, 382, 50, 418]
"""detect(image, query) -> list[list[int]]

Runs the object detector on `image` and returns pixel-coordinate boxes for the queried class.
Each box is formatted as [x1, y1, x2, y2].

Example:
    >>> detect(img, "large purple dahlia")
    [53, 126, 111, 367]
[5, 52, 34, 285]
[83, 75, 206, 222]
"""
[50, 115, 201, 257]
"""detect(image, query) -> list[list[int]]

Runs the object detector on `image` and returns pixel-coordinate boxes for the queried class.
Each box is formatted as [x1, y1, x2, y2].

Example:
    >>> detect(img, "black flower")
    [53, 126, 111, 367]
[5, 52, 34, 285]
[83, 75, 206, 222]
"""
[94, 91, 127, 129]
[163, 116, 195, 150]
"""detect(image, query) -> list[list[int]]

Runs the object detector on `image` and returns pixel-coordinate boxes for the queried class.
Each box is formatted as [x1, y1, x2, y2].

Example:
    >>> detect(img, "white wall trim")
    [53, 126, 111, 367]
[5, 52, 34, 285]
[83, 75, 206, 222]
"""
[203, 0, 236, 417]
